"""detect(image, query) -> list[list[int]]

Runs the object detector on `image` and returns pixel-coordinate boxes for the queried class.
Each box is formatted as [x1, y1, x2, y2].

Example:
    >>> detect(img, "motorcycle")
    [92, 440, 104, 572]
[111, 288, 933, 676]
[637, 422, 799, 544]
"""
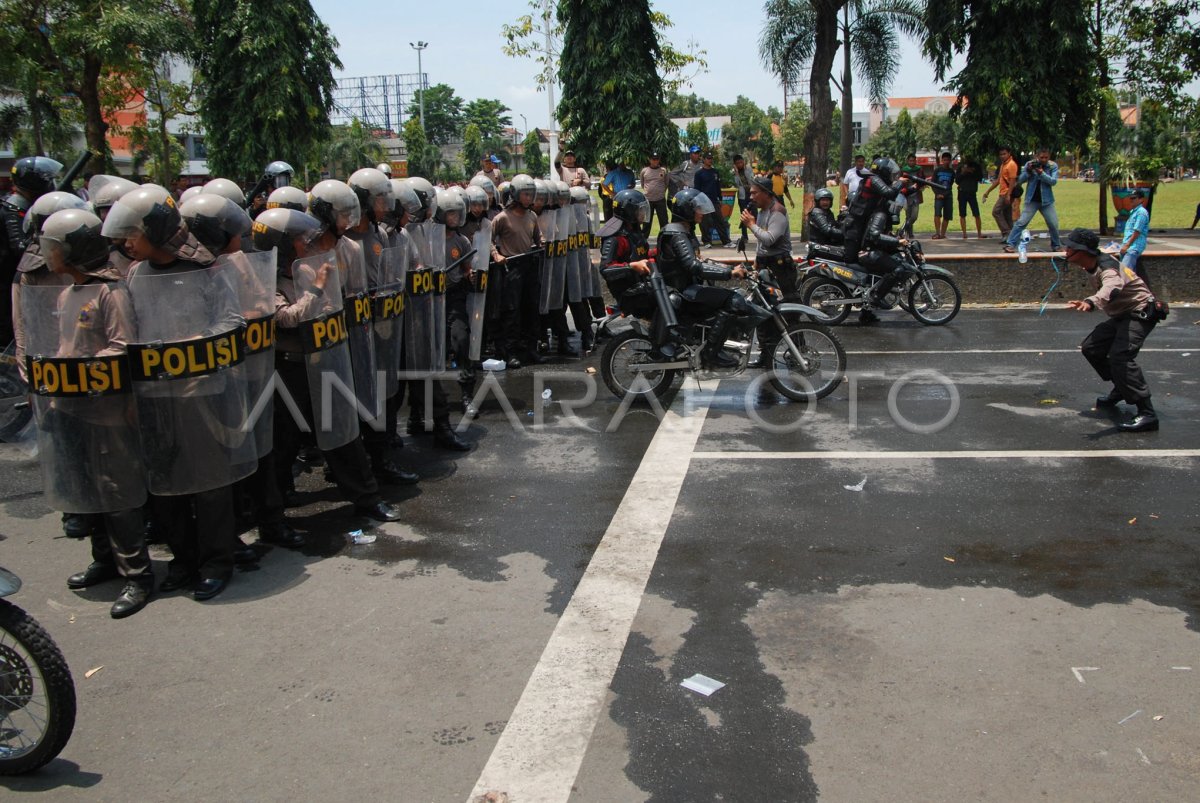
[598, 261, 847, 403]
[0, 566, 76, 774]
[0, 343, 32, 443]
[801, 239, 961, 326]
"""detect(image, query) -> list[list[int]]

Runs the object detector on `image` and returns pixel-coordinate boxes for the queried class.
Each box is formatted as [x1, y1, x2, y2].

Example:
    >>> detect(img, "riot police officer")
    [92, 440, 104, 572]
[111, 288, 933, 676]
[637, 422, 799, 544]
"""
[31, 208, 154, 617]
[491, 174, 543, 368]
[89, 174, 140, 275]
[3, 156, 63, 343]
[806, 187, 845, 262]
[842, 157, 906, 264]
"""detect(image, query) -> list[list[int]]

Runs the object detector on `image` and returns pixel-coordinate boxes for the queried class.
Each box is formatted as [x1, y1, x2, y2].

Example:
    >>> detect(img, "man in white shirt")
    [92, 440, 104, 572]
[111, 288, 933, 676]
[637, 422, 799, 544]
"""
[840, 154, 866, 207]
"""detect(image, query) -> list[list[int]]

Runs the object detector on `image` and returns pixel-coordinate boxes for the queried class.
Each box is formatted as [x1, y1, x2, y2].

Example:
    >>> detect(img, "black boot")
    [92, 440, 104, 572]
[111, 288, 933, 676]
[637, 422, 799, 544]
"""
[110, 578, 153, 619]
[433, 421, 471, 451]
[1119, 400, 1159, 432]
[1095, 388, 1123, 408]
[700, 312, 739, 369]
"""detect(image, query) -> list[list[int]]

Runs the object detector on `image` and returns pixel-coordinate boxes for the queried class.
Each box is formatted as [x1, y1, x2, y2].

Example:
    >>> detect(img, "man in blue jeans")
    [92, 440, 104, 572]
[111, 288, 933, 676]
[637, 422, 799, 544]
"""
[1005, 148, 1061, 253]
[1119, 189, 1151, 284]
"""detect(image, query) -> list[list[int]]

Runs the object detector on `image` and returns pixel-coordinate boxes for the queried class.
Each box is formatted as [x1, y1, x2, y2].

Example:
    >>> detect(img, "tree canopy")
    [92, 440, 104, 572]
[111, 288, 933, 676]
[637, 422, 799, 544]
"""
[411, 83, 464, 146]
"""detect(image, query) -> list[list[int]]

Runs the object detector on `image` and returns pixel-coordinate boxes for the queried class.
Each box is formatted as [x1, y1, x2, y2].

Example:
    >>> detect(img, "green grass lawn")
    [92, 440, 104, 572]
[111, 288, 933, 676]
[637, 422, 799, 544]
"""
[612, 180, 1200, 240]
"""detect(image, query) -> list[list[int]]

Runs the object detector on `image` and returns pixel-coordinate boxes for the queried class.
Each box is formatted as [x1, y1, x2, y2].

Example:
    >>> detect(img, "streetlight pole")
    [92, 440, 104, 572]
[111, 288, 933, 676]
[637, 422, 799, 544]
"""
[409, 41, 428, 130]
[519, 113, 528, 169]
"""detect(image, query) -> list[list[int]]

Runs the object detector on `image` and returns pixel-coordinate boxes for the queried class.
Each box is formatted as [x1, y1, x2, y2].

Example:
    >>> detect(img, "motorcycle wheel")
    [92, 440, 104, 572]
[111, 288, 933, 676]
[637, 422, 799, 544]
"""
[803, 280, 852, 326]
[796, 276, 826, 306]
[908, 275, 962, 325]
[0, 599, 76, 775]
[766, 322, 847, 401]
[600, 330, 676, 401]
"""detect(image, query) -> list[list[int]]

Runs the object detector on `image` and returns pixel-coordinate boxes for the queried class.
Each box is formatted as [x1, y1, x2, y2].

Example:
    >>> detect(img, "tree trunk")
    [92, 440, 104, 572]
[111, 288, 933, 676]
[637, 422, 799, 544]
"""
[802, 0, 844, 238]
[79, 54, 109, 175]
[839, 7, 853, 173]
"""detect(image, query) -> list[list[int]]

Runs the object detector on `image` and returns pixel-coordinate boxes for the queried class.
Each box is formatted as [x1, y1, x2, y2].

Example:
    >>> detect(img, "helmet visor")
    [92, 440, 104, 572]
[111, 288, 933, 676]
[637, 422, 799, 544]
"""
[100, 201, 147, 240]
[693, 194, 716, 216]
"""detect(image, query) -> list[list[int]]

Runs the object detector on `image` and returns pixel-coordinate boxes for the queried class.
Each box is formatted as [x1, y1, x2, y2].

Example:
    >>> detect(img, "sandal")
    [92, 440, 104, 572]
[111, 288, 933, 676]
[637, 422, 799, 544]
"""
[1002, 245, 1016, 253]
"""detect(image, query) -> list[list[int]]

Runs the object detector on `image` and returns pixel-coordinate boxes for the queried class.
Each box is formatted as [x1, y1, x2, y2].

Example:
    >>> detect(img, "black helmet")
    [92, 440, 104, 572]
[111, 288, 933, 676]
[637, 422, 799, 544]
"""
[100, 184, 181, 246]
[509, 174, 535, 209]
[871, 157, 899, 184]
[814, 188, 834, 207]
[267, 186, 308, 212]
[11, 156, 63, 198]
[612, 189, 649, 225]
[24, 191, 89, 235]
[180, 194, 252, 254]
[348, 167, 394, 224]
[264, 160, 294, 189]
[39, 208, 110, 273]
[433, 187, 465, 228]
[251, 207, 322, 267]
[308, 179, 361, 234]
[670, 187, 714, 221]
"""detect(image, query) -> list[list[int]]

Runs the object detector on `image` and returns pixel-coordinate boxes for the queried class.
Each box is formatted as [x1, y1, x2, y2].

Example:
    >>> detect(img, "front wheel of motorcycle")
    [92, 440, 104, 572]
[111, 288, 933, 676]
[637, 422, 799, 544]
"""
[766, 322, 847, 401]
[802, 280, 852, 326]
[908, 275, 962, 325]
[600, 330, 677, 402]
[0, 599, 77, 775]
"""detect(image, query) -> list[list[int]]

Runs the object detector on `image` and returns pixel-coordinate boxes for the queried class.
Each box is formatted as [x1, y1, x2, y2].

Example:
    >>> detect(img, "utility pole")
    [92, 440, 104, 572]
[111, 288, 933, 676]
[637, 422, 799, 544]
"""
[543, 0, 558, 180]
[410, 41, 428, 129]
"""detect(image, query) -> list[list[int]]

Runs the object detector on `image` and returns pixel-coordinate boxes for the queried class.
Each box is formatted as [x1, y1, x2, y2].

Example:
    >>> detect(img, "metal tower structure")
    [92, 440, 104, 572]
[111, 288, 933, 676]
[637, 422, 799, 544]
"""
[784, 70, 811, 115]
[330, 73, 427, 134]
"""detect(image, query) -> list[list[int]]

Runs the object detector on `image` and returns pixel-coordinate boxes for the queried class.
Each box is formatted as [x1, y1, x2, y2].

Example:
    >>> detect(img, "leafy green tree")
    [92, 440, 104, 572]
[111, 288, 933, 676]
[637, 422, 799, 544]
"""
[403, 116, 436, 179]
[1, 0, 194, 171]
[522, 129, 547, 177]
[462, 123, 484, 176]
[411, 83, 465, 146]
[194, 0, 340, 182]
[663, 92, 728, 119]
[463, 99, 513, 140]
[121, 58, 197, 185]
[323, 119, 387, 179]
[721, 96, 776, 166]
[923, 0, 1098, 157]
[556, 0, 679, 167]
[685, 118, 710, 153]
[1123, 0, 1200, 115]
[776, 102, 811, 164]
[761, 0, 924, 179]
[912, 111, 958, 153]
[892, 108, 917, 157]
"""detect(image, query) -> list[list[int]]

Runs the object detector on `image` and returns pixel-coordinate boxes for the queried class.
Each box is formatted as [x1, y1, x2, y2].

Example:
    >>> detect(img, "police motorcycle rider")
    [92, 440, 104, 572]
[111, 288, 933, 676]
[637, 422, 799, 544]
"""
[27, 208, 155, 617]
[254, 206, 403, 523]
[806, 187, 845, 262]
[856, 185, 915, 325]
[3, 156, 63, 344]
[642, 188, 749, 368]
[597, 189, 651, 272]
[397, 178, 471, 451]
[179, 194, 307, 552]
[101, 183, 249, 600]
[490, 174, 543, 369]
[841, 157, 907, 263]
[345, 168, 422, 482]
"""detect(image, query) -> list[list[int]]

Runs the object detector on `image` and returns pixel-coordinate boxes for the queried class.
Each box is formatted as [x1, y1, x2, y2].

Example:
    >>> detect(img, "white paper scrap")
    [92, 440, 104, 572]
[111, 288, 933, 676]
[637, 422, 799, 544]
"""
[681, 674, 726, 696]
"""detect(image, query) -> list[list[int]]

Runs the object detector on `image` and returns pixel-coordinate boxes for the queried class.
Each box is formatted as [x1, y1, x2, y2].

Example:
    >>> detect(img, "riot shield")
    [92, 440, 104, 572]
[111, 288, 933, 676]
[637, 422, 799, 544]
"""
[555, 204, 572, 305]
[468, 221, 491, 362]
[125, 265, 255, 496]
[374, 244, 407, 398]
[336, 239, 379, 421]
[566, 205, 587, 303]
[405, 222, 447, 374]
[292, 251, 359, 450]
[538, 210, 563, 314]
[23, 283, 147, 513]
[217, 249, 276, 460]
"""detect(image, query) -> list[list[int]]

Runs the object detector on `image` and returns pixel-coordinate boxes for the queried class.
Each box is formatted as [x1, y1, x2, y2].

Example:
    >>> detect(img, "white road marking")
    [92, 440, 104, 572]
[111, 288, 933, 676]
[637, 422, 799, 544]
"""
[468, 386, 715, 803]
[847, 348, 1194, 355]
[1072, 667, 1099, 684]
[692, 450, 1200, 461]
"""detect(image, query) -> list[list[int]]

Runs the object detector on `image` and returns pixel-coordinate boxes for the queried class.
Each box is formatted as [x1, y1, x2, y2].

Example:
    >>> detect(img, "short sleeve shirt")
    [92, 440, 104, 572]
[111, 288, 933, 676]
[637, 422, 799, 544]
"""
[1125, 205, 1150, 255]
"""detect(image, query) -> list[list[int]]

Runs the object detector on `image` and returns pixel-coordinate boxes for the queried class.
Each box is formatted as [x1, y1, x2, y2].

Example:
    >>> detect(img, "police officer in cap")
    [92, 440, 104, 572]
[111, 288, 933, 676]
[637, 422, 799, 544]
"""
[488, 173, 543, 369]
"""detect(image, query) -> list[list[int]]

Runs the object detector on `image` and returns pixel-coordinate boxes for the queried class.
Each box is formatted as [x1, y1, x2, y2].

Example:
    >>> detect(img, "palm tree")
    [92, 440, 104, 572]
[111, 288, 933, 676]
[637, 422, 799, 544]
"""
[760, 0, 925, 185]
[323, 119, 388, 178]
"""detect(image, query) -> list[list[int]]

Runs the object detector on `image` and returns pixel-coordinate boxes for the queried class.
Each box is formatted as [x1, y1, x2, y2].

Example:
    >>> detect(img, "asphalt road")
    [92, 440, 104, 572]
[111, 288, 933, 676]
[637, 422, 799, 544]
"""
[2, 308, 1199, 802]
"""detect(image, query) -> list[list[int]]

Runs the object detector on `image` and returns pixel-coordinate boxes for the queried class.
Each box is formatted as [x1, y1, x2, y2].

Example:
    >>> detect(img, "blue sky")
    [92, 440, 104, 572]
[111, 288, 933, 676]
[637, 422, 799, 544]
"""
[310, 0, 957, 133]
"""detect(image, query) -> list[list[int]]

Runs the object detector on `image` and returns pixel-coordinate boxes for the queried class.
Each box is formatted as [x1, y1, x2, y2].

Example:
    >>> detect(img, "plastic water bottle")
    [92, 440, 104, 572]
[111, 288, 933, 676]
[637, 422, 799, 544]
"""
[1018, 231, 1031, 264]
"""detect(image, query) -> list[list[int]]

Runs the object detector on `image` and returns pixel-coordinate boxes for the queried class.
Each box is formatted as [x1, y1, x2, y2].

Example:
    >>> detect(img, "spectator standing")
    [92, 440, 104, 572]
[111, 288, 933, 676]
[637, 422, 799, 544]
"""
[770, 161, 795, 208]
[476, 155, 504, 185]
[955, 156, 985, 239]
[601, 161, 635, 221]
[839, 154, 866, 207]
[669, 145, 703, 197]
[694, 152, 731, 247]
[639, 152, 669, 236]
[730, 154, 757, 239]
[901, 153, 923, 238]
[559, 151, 589, 187]
[1119, 189, 1151, 283]
[1005, 148, 1062, 253]
[982, 146, 1018, 239]
[931, 151, 955, 239]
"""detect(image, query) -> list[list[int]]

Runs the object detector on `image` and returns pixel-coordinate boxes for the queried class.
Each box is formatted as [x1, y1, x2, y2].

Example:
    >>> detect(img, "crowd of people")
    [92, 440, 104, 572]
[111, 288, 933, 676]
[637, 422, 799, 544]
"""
[0, 143, 1170, 619]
